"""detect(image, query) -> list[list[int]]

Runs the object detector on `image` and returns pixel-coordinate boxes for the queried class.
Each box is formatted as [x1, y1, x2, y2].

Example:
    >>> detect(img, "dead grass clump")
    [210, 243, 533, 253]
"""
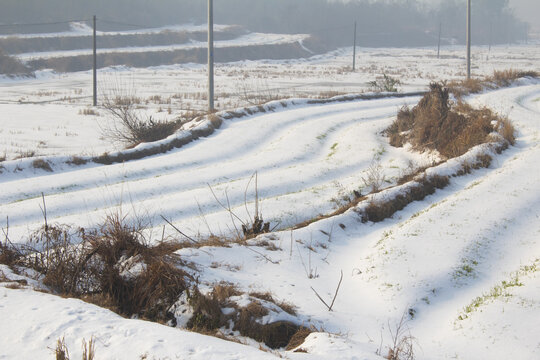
[185, 287, 225, 332]
[285, 327, 314, 351]
[448, 69, 538, 99]
[249, 291, 297, 315]
[208, 113, 223, 129]
[447, 78, 484, 98]
[32, 159, 53, 172]
[184, 284, 300, 349]
[497, 117, 516, 145]
[456, 153, 493, 176]
[14, 150, 36, 159]
[361, 175, 449, 223]
[54, 337, 96, 360]
[234, 311, 299, 349]
[79, 108, 100, 116]
[488, 69, 539, 87]
[81, 214, 189, 321]
[386, 83, 499, 158]
[55, 337, 70, 360]
[66, 156, 88, 166]
[6, 209, 190, 324]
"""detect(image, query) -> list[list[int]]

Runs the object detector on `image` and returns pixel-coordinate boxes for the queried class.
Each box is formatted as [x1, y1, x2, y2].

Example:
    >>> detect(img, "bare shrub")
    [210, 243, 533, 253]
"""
[5, 203, 190, 324]
[362, 156, 387, 193]
[208, 172, 272, 240]
[234, 79, 281, 106]
[383, 313, 417, 360]
[369, 74, 401, 93]
[101, 82, 178, 147]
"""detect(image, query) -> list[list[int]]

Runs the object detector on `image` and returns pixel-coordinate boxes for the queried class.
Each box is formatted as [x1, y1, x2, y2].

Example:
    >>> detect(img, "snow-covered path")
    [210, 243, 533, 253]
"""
[1, 95, 429, 242]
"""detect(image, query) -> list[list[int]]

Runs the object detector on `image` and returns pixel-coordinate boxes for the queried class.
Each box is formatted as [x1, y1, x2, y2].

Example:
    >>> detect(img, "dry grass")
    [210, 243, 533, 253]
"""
[448, 69, 538, 99]
[361, 175, 450, 223]
[32, 159, 53, 172]
[2, 211, 190, 324]
[497, 117, 516, 145]
[386, 83, 507, 159]
[55, 337, 69, 360]
[66, 156, 88, 166]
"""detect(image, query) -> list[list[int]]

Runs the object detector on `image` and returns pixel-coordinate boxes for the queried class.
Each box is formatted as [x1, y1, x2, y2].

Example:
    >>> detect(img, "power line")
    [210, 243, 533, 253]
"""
[97, 19, 155, 29]
[0, 19, 90, 28]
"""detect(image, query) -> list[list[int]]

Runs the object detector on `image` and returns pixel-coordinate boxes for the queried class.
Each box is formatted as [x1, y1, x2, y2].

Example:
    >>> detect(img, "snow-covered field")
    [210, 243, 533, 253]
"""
[1, 39, 539, 359]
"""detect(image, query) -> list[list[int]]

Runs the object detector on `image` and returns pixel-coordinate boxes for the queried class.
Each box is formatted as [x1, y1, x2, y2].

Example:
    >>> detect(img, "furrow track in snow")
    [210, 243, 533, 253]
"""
[1, 95, 426, 242]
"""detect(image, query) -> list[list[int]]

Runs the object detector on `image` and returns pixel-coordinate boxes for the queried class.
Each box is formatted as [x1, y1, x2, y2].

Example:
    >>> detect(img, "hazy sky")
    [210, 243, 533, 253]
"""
[338, 0, 540, 31]
[509, 0, 540, 30]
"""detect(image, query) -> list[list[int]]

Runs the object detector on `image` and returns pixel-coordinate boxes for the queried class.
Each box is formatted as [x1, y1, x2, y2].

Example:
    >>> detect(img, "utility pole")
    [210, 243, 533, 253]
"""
[437, 22, 442, 59]
[352, 21, 357, 72]
[93, 15, 97, 106]
[208, 0, 214, 112]
[466, 0, 471, 79]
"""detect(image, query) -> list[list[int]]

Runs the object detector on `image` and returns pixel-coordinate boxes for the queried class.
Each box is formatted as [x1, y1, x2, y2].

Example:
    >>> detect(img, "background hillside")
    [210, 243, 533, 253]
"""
[0, 0, 529, 47]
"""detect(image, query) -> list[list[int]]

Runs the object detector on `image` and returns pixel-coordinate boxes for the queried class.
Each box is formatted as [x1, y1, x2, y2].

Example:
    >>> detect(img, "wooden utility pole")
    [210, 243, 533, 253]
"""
[466, 0, 471, 79]
[208, 0, 214, 112]
[437, 22, 442, 59]
[93, 15, 97, 106]
[352, 21, 357, 71]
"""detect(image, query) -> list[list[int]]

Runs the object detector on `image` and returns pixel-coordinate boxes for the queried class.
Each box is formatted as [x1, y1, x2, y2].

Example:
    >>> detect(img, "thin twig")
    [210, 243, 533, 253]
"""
[39, 192, 48, 231]
[329, 270, 344, 311]
[243, 172, 256, 221]
[207, 183, 245, 224]
[310, 269, 344, 311]
[310, 286, 331, 310]
[196, 198, 214, 236]
[245, 246, 280, 265]
[160, 215, 198, 244]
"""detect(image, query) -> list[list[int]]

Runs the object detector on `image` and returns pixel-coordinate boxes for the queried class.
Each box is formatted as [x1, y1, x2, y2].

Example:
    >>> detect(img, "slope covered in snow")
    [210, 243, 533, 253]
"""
[1, 80, 539, 359]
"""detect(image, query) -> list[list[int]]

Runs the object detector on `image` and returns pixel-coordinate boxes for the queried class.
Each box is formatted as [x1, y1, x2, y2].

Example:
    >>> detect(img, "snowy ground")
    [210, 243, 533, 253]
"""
[1, 41, 539, 359]
[1, 43, 539, 160]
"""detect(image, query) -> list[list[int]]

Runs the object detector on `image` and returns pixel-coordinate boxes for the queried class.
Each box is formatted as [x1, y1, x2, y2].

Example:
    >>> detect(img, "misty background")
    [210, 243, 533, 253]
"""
[0, 0, 532, 48]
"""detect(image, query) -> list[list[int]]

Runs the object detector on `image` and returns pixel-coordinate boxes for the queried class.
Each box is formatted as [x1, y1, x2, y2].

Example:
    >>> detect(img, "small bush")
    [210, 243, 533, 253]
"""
[101, 86, 179, 147]
[369, 74, 401, 93]
[386, 83, 502, 158]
